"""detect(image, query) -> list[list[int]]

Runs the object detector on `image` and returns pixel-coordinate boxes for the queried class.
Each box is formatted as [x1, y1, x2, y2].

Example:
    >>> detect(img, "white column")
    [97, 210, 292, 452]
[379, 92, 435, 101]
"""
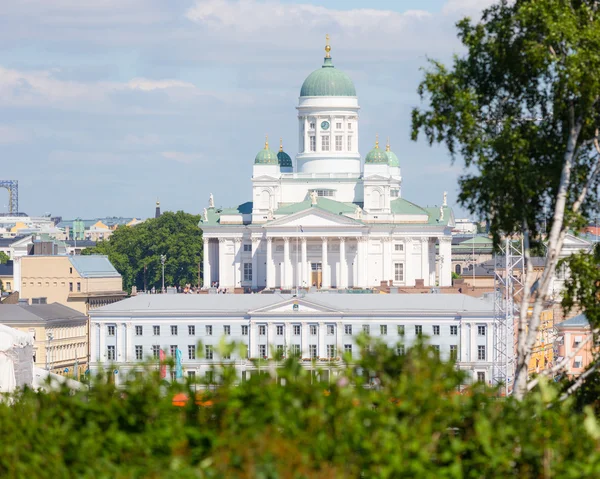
[429, 239, 436, 286]
[321, 237, 329, 288]
[285, 321, 292, 356]
[218, 238, 227, 287]
[382, 237, 392, 284]
[267, 323, 275, 358]
[339, 237, 347, 289]
[98, 323, 105, 363]
[266, 237, 274, 289]
[336, 321, 343, 358]
[304, 116, 309, 153]
[233, 238, 242, 288]
[251, 322, 259, 359]
[125, 323, 132, 362]
[251, 237, 259, 290]
[301, 321, 309, 358]
[203, 238, 211, 288]
[357, 237, 365, 288]
[301, 238, 308, 289]
[283, 237, 291, 289]
[421, 238, 430, 286]
[405, 237, 414, 286]
[318, 322, 326, 359]
[439, 237, 452, 287]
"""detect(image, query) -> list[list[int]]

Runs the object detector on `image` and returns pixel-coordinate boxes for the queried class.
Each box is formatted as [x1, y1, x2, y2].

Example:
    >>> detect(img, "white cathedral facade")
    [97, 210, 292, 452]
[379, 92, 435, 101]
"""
[200, 40, 454, 291]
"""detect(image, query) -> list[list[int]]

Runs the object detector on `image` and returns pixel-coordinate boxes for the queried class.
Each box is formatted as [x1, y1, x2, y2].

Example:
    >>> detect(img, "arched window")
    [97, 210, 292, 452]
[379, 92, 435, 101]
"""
[260, 190, 271, 210]
[372, 190, 382, 209]
[455, 264, 462, 275]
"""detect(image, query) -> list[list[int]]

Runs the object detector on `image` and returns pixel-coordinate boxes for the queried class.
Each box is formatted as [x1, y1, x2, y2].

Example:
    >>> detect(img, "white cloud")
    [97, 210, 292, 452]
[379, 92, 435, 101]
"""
[442, 0, 499, 14]
[0, 125, 29, 144]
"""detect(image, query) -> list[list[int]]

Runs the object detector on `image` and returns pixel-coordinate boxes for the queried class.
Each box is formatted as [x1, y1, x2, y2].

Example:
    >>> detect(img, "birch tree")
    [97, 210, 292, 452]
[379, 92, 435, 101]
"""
[412, 0, 600, 399]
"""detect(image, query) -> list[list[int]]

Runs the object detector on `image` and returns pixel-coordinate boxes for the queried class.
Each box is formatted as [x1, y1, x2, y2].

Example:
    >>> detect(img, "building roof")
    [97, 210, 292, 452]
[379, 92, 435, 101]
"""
[557, 314, 590, 329]
[300, 56, 356, 97]
[0, 261, 14, 277]
[56, 217, 137, 229]
[276, 197, 357, 216]
[68, 255, 121, 278]
[64, 240, 97, 248]
[365, 141, 388, 164]
[91, 293, 494, 316]
[390, 198, 428, 216]
[0, 303, 87, 325]
[0, 235, 27, 247]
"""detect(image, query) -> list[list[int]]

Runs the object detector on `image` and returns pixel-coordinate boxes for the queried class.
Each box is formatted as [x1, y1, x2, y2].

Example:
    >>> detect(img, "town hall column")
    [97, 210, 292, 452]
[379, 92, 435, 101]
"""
[339, 237, 347, 289]
[251, 237, 259, 290]
[218, 238, 227, 287]
[203, 238, 211, 288]
[266, 238, 275, 289]
[421, 237, 430, 286]
[301, 238, 308, 288]
[405, 237, 414, 286]
[382, 237, 392, 284]
[356, 237, 365, 288]
[321, 237, 330, 288]
[439, 237, 452, 287]
[283, 237, 291, 289]
[233, 238, 242, 288]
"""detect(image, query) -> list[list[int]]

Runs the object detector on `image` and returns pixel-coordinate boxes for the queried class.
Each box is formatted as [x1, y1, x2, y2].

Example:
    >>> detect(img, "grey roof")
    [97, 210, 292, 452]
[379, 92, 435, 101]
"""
[0, 303, 87, 324]
[0, 235, 27, 247]
[68, 255, 120, 278]
[557, 314, 590, 329]
[92, 293, 494, 315]
[65, 240, 97, 247]
[0, 261, 13, 276]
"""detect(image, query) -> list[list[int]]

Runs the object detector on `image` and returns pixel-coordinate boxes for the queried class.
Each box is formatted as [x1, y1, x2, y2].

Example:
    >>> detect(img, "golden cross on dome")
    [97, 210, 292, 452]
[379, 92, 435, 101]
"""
[265, 135, 269, 149]
[386, 137, 390, 152]
[325, 34, 331, 58]
[375, 133, 379, 149]
[279, 138, 283, 152]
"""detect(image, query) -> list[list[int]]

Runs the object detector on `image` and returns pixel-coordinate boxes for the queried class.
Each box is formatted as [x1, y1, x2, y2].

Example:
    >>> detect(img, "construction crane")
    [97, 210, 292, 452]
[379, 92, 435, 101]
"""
[0, 180, 18, 214]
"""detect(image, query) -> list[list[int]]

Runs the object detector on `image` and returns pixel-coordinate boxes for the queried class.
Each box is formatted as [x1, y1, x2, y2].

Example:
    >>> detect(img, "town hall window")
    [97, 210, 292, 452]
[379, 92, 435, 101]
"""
[244, 263, 252, 282]
[309, 136, 316, 151]
[394, 263, 404, 282]
[347, 135, 352, 150]
[335, 135, 343, 151]
[321, 135, 330, 151]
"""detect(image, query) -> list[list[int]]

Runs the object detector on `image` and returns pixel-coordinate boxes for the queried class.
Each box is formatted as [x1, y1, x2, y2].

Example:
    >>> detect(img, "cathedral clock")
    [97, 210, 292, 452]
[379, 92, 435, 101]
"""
[320, 120, 330, 130]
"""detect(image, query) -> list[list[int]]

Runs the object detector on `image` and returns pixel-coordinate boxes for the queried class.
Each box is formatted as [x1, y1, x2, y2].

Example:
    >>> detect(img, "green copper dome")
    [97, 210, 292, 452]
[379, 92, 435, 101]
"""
[277, 140, 293, 168]
[255, 138, 278, 165]
[300, 57, 356, 97]
[385, 144, 400, 167]
[365, 138, 388, 164]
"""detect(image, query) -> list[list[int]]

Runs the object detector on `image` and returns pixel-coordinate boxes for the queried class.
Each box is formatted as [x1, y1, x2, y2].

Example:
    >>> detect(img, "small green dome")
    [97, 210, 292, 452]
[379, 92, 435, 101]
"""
[365, 138, 388, 164]
[277, 141, 293, 168]
[385, 144, 400, 167]
[300, 57, 356, 97]
[255, 138, 278, 165]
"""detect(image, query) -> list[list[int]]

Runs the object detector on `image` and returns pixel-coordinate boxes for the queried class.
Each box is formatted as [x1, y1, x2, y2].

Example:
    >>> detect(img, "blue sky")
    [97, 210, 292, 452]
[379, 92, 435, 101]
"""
[0, 0, 495, 219]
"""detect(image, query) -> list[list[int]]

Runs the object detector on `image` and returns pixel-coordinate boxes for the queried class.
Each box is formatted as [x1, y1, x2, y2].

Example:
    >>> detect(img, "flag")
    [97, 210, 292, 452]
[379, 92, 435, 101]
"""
[159, 349, 167, 379]
[175, 348, 183, 379]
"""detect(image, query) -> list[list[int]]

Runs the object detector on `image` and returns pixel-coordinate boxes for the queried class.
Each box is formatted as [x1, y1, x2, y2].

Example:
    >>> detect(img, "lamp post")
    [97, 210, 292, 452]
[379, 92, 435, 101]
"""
[46, 332, 54, 371]
[160, 255, 166, 293]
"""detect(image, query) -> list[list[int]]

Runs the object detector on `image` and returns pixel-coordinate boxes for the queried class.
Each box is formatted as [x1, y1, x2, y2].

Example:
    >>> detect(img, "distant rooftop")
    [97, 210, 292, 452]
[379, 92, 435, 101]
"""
[68, 255, 121, 278]
[557, 313, 590, 329]
[0, 303, 87, 324]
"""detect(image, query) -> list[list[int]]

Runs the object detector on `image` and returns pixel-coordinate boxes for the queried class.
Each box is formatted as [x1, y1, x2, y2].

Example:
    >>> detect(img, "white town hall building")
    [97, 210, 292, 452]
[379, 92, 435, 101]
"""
[200, 39, 454, 291]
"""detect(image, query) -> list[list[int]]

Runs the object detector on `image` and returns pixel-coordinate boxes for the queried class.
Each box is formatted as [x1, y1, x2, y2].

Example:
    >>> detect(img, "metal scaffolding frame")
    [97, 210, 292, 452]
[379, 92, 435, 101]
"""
[492, 237, 525, 396]
[0, 180, 18, 214]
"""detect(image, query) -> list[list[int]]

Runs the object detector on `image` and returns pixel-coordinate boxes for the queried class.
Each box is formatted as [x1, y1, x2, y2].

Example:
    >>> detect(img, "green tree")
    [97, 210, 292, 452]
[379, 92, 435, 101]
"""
[0, 251, 9, 264]
[84, 211, 202, 292]
[412, 0, 600, 399]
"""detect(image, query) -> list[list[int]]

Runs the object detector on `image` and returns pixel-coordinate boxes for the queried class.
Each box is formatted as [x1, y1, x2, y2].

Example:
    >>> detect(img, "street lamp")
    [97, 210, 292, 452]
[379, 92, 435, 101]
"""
[46, 332, 54, 371]
[160, 255, 166, 293]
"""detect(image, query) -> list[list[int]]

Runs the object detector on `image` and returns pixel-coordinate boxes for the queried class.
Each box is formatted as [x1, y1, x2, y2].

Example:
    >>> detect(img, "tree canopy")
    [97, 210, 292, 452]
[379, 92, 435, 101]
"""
[83, 211, 202, 292]
[412, 0, 600, 398]
[0, 252, 9, 264]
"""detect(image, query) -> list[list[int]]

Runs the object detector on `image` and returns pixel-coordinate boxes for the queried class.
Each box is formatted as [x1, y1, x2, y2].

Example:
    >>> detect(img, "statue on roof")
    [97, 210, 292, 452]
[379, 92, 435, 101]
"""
[355, 205, 362, 219]
[439, 205, 444, 221]
[267, 208, 274, 220]
[443, 191, 447, 207]
[209, 193, 214, 208]
[203, 208, 208, 222]
[310, 190, 318, 206]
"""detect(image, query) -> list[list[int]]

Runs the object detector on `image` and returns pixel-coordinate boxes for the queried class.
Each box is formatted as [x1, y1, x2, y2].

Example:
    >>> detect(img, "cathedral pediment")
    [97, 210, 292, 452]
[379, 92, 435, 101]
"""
[267, 206, 361, 228]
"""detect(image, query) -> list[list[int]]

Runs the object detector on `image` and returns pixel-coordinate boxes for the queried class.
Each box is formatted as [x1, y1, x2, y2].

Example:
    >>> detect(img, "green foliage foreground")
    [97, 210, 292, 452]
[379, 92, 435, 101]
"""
[2, 342, 600, 478]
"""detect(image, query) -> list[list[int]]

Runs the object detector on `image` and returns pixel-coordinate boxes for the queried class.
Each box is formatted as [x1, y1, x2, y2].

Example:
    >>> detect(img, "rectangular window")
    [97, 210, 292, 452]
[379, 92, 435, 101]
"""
[327, 324, 335, 335]
[259, 325, 266, 336]
[363, 324, 370, 335]
[152, 345, 160, 359]
[380, 325, 388, 335]
[187, 371, 196, 380]
[478, 325, 486, 336]
[242, 325, 249, 336]
[309, 122, 315, 129]
[390, 189, 400, 198]
[107, 325, 115, 336]
[450, 345, 458, 361]
[398, 325, 405, 336]
[310, 325, 317, 336]
[170, 345, 177, 357]
[188, 325, 195, 335]
[336, 122, 342, 129]
[478, 345, 486, 361]
[347, 135, 352, 151]
[574, 356, 583, 368]
[394, 243, 404, 252]
[276, 345, 284, 355]
[396, 345, 405, 356]
[206, 325, 213, 336]
[135, 345, 143, 360]
[348, 123, 352, 130]
[153, 325, 160, 336]
[276, 325, 284, 336]
[77, 282, 81, 292]
[450, 325, 458, 335]
[310, 136, 316, 151]
[344, 344, 352, 354]
[321, 135, 330, 151]
[293, 325, 301, 335]
[432, 345, 440, 354]
[243, 244, 252, 252]
[309, 345, 318, 359]
[107, 345, 115, 361]
[135, 326, 143, 336]
[69, 282, 73, 292]
[477, 372, 486, 383]
[205, 345, 214, 360]
[327, 345, 336, 358]
[394, 263, 405, 282]
[259, 344, 267, 358]
[188, 345, 196, 360]
[433, 325, 440, 336]
[171, 325, 178, 336]
[292, 344, 301, 356]
[243, 263, 252, 282]
[224, 325, 231, 335]
[415, 325, 422, 336]
[205, 371, 214, 383]
[344, 324, 352, 335]
[335, 135, 343, 151]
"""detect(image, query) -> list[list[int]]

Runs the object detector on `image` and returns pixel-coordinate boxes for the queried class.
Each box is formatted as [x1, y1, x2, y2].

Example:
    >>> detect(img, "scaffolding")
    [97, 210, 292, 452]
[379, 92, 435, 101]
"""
[492, 238, 525, 397]
[0, 180, 18, 214]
